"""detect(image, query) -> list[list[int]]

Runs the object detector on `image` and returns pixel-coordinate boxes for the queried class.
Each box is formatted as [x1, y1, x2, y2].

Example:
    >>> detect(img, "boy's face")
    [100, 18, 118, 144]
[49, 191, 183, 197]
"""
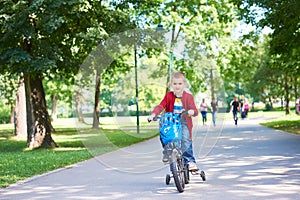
[171, 77, 185, 95]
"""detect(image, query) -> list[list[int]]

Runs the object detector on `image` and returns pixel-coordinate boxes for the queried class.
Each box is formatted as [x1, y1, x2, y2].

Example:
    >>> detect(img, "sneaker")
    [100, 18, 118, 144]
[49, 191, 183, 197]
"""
[188, 162, 198, 171]
[162, 152, 169, 164]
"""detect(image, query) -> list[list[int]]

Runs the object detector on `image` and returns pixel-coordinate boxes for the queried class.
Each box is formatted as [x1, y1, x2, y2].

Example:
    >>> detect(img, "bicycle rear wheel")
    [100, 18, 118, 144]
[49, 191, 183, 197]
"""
[184, 163, 190, 184]
[170, 151, 185, 193]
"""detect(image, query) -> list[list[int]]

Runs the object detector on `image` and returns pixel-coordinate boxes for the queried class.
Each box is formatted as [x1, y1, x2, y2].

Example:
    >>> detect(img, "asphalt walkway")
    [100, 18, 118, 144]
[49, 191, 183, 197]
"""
[1, 117, 300, 200]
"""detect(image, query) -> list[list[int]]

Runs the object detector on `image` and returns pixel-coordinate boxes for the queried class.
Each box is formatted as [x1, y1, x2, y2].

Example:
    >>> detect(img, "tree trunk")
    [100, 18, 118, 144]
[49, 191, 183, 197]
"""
[294, 76, 298, 114]
[75, 91, 84, 123]
[10, 104, 15, 124]
[15, 73, 27, 137]
[210, 67, 215, 100]
[24, 73, 58, 149]
[51, 94, 58, 121]
[269, 97, 273, 109]
[92, 71, 101, 129]
[284, 74, 290, 115]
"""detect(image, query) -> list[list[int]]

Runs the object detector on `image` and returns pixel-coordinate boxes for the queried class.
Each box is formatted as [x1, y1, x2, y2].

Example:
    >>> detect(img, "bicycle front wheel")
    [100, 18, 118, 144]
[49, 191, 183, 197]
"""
[170, 151, 185, 193]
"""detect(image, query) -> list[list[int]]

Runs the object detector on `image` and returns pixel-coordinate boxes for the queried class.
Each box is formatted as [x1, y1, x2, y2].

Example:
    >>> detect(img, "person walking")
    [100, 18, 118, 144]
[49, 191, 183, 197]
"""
[230, 97, 240, 125]
[296, 97, 300, 115]
[200, 98, 208, 126]
[210, 97, 218, 126]
[240, 96, 246, 119]
[243, 99, 250, 118]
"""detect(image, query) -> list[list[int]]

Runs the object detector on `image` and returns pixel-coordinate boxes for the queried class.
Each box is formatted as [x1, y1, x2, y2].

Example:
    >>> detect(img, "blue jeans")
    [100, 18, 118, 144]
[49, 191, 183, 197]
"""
[181, 125, 196, 164]
[212, 111, 217, 125]
[201, 111, 207, 124]
[160, 125, 196, 164]
[233, 110, 238, 124]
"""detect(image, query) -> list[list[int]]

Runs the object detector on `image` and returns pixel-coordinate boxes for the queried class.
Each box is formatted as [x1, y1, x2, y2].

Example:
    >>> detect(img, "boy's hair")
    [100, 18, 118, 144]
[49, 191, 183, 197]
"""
[171, 72, 186, 82]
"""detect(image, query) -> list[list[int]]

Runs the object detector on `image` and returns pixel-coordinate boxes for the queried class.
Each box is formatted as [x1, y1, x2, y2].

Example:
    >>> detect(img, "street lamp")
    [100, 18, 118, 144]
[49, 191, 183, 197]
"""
[169, 50, 174, 88]
[134, 45, 140, 134]
[134, 23, 164, 134]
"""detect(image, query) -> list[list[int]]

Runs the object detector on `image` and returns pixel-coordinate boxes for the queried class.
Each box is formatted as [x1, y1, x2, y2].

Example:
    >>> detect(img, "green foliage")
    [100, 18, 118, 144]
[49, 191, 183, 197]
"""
[43, 72, 74, 109]
[231, 0, 300, 74]
[0, 0, 137, 81]
[0, 103, 10, 124]
[0, 73, 18, 105]
[134, 0, 242, 95]
[0, 0, 298, 133]
[233, 0, 300, 55]
[229, 0, 299, 111]
[0, 73, 15, 123]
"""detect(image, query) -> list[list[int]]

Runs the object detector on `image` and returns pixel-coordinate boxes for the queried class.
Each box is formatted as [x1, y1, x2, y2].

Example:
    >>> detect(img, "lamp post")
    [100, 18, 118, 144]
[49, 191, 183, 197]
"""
[134, 45, 140, 134]
[134, 23, 164, 134]
[167, 31, 175, 91]
[169, 50, 174, 88]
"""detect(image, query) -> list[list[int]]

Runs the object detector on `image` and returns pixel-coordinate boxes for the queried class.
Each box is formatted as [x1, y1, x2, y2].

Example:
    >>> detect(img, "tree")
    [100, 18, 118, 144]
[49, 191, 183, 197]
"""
[136, 0, 244, 97]
[43, 72, 74, 121]
[232, 0, 300, 113]
[86, 0, 164, 128]
[0, 0, 108, 148]
[90, 6, 134, 129]
[15, 73, 27, 137]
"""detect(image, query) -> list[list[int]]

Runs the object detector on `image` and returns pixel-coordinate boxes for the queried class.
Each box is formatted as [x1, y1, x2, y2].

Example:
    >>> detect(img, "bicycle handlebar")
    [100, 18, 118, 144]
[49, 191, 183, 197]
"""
[147, 111, 188, 123]
[147, 116, 159, 123]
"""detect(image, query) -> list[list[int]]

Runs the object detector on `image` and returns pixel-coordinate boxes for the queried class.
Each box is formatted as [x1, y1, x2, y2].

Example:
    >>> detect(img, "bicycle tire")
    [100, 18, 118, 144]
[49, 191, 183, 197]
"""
[184, 163, 190, 184]
[170, 150, 185, 193]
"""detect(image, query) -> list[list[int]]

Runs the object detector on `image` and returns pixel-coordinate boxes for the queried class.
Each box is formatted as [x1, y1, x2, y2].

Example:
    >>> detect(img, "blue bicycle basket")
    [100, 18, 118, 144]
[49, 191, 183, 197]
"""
[159, 112, 182, 145]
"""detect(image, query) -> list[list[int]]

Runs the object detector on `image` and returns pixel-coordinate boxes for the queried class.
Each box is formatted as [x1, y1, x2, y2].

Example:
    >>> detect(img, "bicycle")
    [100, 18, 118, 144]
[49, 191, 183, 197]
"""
[149, 112, 206, 193]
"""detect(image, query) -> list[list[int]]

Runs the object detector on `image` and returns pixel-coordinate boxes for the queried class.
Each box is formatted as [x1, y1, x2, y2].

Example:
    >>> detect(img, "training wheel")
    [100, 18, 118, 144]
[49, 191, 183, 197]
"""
[200, 171, 206, 181]
[166, 174, 171, 185]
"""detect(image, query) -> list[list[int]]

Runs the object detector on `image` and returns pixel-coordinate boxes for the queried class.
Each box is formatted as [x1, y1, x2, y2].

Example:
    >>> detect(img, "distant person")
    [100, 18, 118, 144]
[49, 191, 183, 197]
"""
[230, 97, 240, 125]
[210, 97, 218, 126]
[200, 98, 208, 126]
[240, 96, 245, 119]
[243, 99, 250, 118]
[296, 97, 300, 115]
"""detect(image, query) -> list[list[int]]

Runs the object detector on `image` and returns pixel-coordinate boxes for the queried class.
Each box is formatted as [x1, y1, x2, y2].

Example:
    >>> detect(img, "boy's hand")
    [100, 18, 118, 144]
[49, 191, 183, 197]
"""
[147, 114, 156, 122]
[187, 110, 195, 116]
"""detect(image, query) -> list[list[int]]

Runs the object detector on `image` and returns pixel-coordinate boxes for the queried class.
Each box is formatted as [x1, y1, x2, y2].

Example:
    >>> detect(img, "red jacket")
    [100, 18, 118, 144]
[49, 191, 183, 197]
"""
[152, 91, 198, 139]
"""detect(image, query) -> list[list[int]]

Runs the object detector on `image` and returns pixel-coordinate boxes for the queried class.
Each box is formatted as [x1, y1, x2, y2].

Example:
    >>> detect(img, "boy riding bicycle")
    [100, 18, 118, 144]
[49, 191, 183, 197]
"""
[147, 72, 199, 171]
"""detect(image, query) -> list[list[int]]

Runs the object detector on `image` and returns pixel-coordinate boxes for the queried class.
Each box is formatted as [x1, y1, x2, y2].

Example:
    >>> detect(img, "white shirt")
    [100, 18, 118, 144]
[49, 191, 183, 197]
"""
[200, 102, 208, 112]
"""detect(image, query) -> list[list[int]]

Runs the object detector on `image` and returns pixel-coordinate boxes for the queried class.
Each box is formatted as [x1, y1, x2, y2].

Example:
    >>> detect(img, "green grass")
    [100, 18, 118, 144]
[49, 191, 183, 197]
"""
[260, 114, 300, 135]
[0, 120, 158, 188]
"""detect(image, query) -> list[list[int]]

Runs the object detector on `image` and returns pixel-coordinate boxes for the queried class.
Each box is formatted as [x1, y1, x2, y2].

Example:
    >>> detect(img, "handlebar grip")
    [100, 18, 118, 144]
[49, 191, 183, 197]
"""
[148, 116, 159, 123]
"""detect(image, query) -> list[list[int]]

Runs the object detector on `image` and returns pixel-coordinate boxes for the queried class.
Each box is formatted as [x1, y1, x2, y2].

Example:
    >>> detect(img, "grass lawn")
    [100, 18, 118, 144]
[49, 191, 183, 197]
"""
[260, 114, 300, 135]
[0, 118, 158, 188]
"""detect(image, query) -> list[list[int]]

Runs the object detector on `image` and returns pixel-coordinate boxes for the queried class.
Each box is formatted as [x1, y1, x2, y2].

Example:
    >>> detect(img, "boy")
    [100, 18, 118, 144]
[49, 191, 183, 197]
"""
[148, 72, 199, 171]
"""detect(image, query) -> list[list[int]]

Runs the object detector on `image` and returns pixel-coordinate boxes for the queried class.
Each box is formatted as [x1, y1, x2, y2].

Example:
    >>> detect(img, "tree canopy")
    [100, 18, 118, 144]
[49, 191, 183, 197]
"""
[0, 0, 299, 148]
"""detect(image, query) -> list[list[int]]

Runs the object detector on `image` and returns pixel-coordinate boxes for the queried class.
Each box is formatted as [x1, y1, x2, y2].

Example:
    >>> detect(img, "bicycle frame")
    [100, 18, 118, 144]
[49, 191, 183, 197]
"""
[149, 111, 205, 192]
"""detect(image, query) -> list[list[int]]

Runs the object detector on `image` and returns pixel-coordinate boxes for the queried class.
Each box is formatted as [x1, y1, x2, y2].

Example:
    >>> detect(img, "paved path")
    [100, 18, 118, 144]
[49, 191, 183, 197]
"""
[1, 117, 300, 200]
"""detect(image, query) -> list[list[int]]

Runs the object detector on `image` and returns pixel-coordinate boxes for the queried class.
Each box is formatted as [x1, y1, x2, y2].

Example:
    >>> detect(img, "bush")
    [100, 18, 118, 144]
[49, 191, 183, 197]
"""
[0, 106, 10, 124]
